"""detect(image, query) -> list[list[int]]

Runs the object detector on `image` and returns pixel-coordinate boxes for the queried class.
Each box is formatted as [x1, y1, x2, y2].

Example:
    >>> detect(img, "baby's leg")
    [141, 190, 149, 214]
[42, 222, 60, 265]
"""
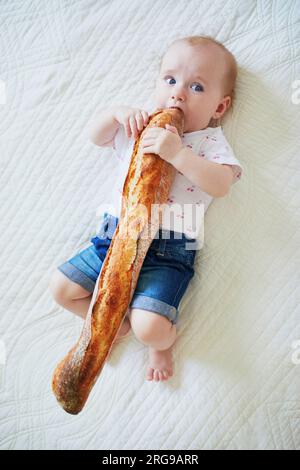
[49, 269, 131, 339]
[49, 269, 92, 319]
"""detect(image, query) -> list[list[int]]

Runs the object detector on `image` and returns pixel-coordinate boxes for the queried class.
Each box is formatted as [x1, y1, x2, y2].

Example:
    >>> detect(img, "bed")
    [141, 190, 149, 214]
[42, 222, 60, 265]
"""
[0, 0, 299, 450]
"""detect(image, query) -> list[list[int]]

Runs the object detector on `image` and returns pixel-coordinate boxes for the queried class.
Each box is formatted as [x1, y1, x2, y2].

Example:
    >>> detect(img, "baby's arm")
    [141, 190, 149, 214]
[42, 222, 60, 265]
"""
[87, 106, 149, 148]
[87, 107, 121, 147]
[172, 147, 234, 198]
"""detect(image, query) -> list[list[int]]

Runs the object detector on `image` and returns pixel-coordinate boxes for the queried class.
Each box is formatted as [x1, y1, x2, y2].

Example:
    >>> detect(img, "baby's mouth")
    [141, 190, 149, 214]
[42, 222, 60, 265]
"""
[168, 106, 184, 116]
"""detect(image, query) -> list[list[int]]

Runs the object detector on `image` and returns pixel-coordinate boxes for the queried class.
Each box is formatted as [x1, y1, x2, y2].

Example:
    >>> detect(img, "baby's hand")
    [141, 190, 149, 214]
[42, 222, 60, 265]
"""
[114, 106, 149, 140]
[141, 124, 183, 164]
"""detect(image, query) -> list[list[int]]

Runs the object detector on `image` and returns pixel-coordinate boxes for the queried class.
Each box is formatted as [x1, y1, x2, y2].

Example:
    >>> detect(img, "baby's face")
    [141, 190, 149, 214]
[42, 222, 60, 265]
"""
[153, 42, 230, 133]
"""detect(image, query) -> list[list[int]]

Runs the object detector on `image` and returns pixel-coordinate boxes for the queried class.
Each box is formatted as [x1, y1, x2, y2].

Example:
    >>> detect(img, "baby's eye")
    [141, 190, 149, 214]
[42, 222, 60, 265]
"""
[191, 83, 204, 93]
[164, 76, 176, 85]
[164, 76, 204, 93]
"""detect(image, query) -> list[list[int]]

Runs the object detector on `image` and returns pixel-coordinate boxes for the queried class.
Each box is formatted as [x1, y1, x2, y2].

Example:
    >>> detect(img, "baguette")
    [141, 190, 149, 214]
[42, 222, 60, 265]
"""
[52, 107, 184, 414]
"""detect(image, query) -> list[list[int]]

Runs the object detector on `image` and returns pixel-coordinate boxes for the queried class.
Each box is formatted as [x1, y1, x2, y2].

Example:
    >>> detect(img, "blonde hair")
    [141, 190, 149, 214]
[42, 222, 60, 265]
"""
[159, 35, 238, 126]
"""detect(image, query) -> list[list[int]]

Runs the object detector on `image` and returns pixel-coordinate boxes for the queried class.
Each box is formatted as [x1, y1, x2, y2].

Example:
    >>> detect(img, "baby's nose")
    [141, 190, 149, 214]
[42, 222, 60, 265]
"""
[171, 92, 185, 103]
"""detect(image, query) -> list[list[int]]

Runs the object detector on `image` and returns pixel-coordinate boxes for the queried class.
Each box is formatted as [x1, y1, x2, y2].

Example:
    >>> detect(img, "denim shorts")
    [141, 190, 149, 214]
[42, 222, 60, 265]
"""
[57, 212, 197, 325]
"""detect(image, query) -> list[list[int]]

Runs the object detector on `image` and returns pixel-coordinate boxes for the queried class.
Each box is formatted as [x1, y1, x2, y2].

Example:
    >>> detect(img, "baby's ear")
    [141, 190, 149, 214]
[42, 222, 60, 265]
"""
[214, 95, 231, 118]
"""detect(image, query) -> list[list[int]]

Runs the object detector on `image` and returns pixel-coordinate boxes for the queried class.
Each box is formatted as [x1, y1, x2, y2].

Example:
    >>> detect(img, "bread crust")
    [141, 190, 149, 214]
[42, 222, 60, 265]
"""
[52, 107, 184, 414]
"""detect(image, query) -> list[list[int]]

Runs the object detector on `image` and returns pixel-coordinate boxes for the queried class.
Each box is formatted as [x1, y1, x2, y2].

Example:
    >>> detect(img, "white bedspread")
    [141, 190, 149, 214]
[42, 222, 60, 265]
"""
[0, 0, 299, 450]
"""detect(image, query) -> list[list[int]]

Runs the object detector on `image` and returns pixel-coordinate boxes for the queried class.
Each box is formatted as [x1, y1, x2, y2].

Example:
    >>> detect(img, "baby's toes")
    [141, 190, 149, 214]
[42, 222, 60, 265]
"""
[146, 367, 154, 381]
[153, 370, 161, 382]
[159, 372, 168, 381]
[161, 370, 169, 380]
[154, 370, 166, 381]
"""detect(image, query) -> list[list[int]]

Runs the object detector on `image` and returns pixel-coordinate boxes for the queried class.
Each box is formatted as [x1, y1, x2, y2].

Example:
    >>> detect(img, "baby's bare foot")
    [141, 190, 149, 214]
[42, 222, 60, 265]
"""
[146, 346, 174, 381]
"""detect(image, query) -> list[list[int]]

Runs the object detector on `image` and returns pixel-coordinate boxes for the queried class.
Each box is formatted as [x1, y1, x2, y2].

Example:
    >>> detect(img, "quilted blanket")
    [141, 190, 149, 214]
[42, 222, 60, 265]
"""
[0, 0, 299, 450]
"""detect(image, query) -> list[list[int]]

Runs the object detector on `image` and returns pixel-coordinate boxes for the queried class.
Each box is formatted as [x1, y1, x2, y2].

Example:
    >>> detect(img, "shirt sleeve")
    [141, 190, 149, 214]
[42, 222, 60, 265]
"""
[200, 131, 243, 185]
[113, 125, 130, 161]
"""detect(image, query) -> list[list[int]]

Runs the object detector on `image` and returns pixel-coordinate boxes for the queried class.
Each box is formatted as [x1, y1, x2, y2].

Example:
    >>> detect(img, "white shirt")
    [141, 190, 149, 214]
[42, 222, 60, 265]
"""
[111, 121, 243, 244]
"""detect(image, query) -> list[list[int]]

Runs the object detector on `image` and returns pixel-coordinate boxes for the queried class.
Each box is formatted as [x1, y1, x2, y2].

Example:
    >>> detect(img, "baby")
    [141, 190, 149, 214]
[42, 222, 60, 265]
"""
[49, 35, 243, 382]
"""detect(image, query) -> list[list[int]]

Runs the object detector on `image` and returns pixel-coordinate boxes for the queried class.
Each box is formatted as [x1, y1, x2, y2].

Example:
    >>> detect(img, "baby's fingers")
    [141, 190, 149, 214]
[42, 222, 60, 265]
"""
[125, 110, 149, 139]
[141, 110, 149, 127]
[135, 111, 145, 133]
[124, 118, 132, 138]
[128, 115, 139, 139]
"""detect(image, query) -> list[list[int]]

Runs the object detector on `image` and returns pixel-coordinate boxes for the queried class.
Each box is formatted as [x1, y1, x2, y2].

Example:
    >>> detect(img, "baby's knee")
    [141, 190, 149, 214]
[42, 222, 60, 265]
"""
[130, 308, 173, 344]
